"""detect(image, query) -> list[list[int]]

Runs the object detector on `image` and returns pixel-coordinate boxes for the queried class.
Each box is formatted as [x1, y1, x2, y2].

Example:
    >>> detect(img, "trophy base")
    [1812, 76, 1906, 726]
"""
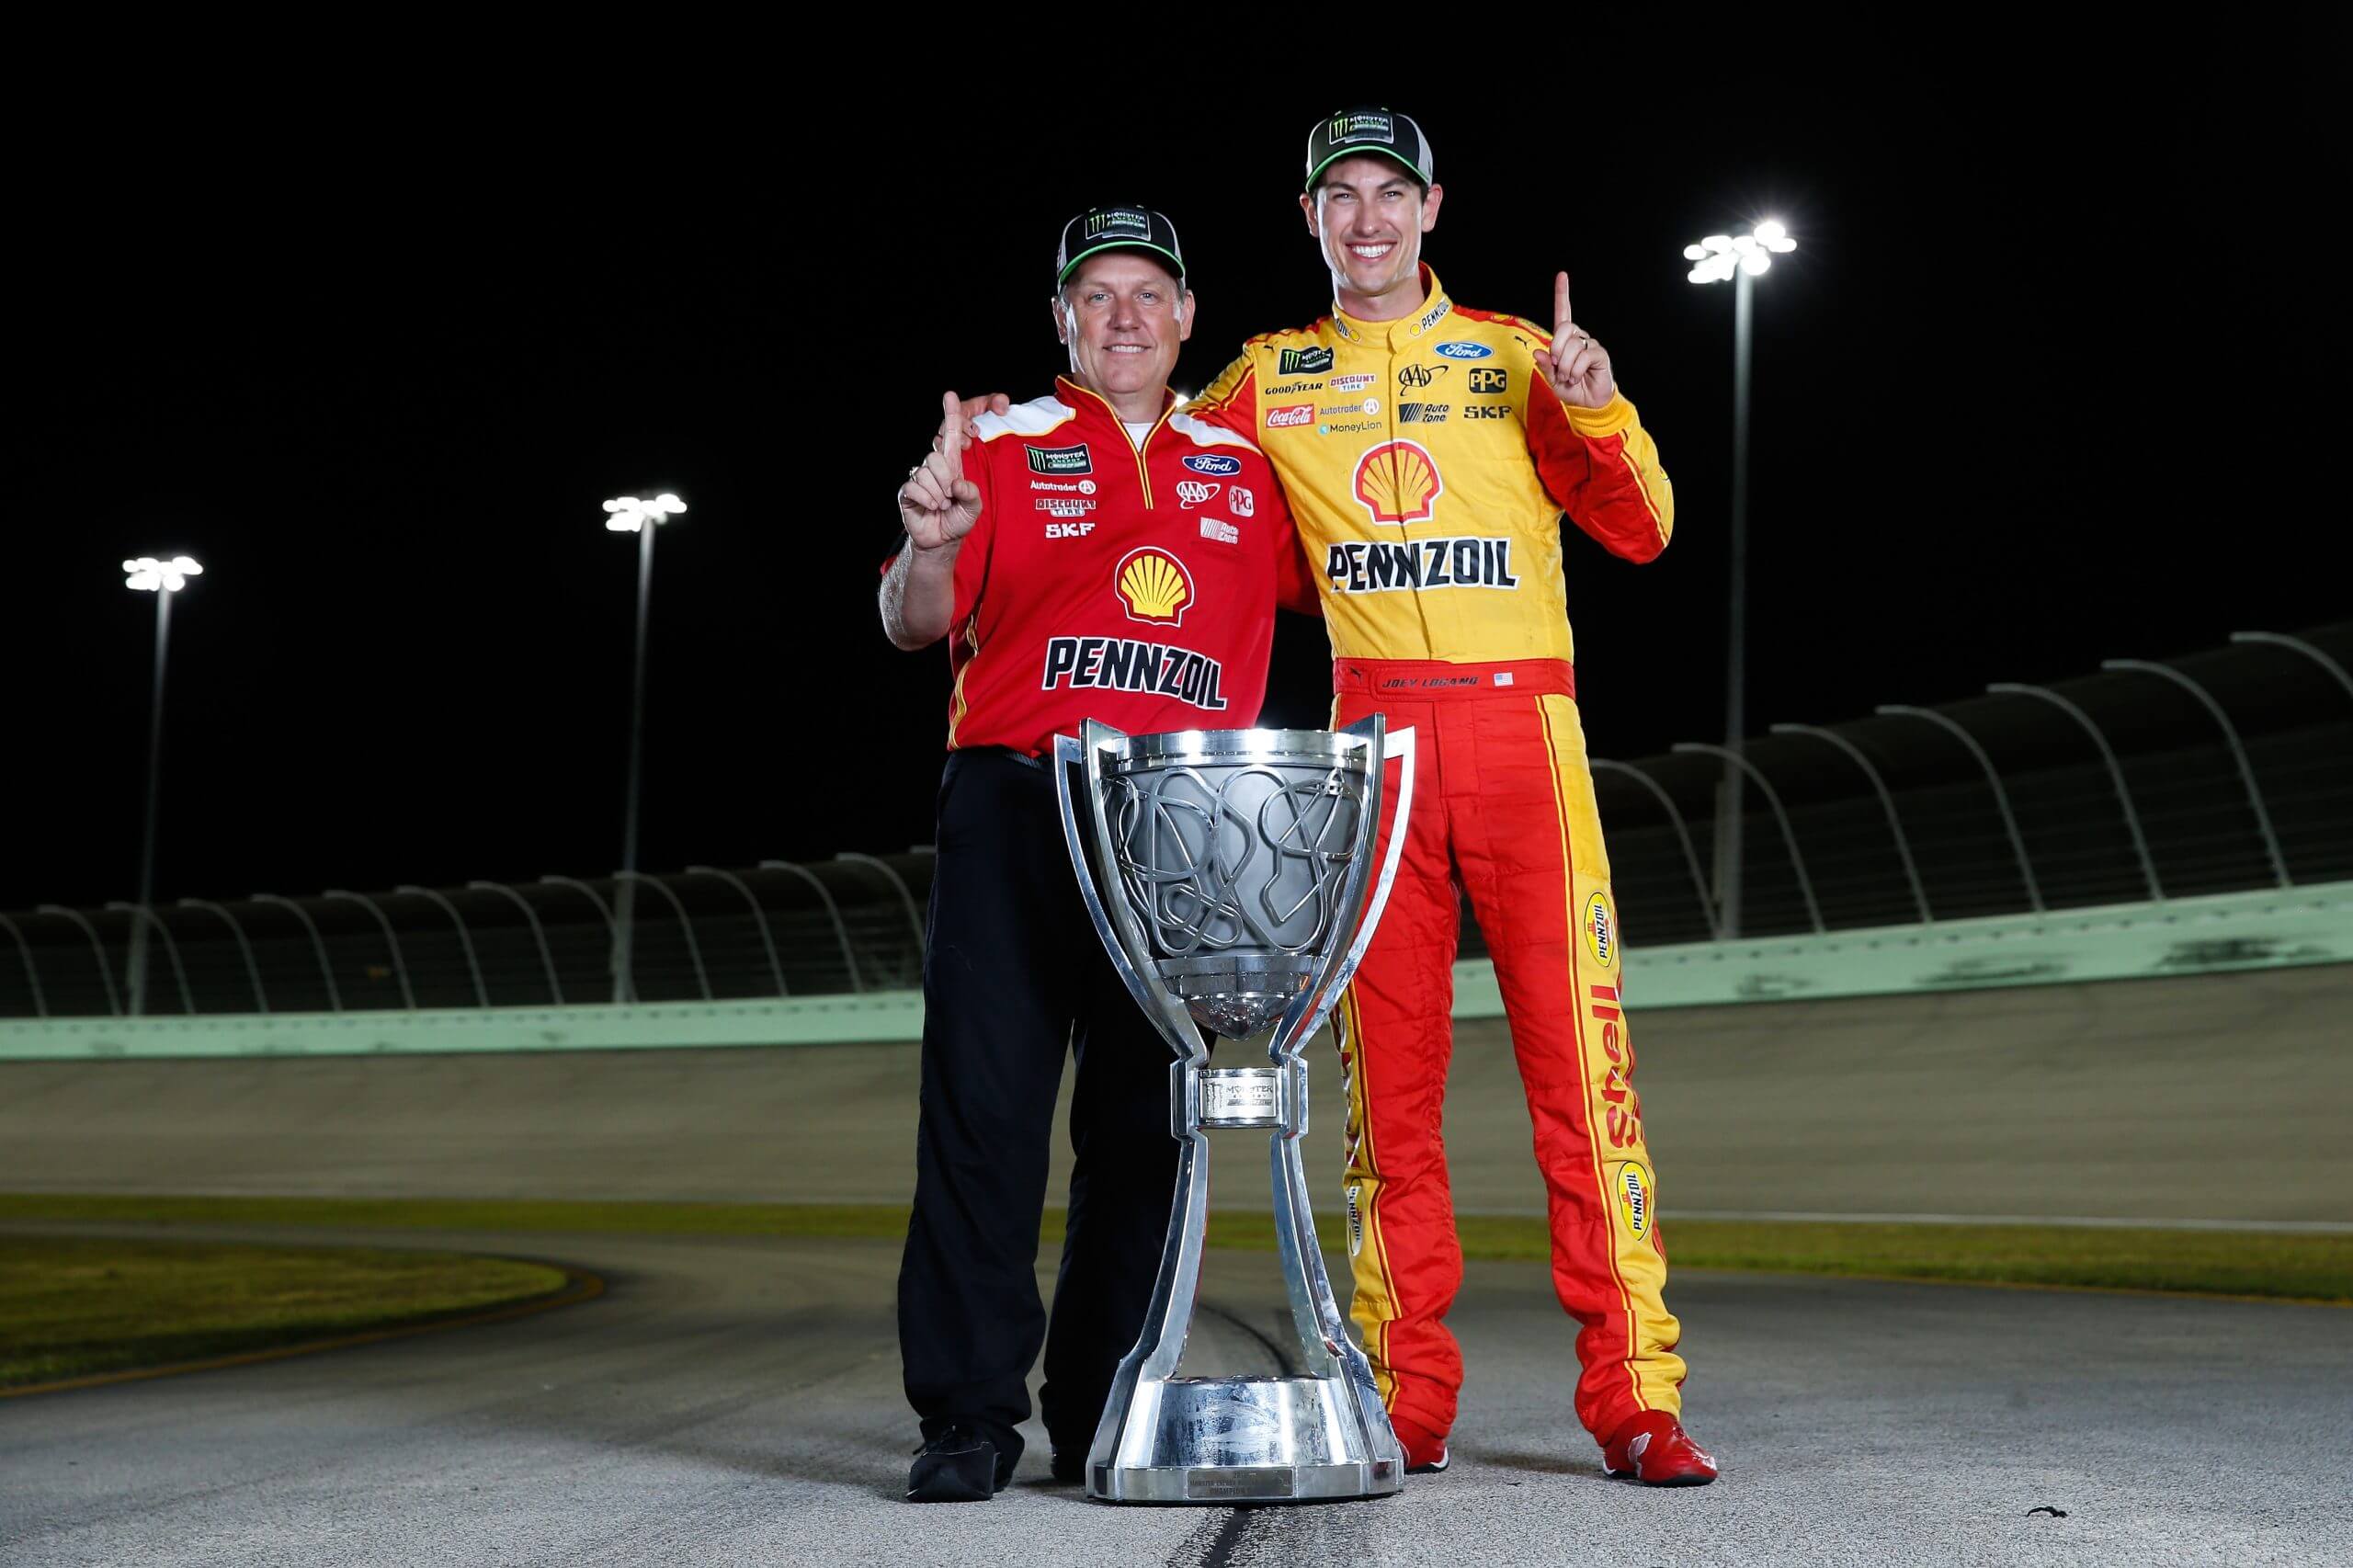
[1086, 1374, 1404, 1506]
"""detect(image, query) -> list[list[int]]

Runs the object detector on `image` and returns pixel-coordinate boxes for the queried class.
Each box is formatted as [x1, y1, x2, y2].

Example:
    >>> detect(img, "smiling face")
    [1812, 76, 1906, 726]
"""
[1302, 155, 1444, 319]
[1052, 251, 1192, 412]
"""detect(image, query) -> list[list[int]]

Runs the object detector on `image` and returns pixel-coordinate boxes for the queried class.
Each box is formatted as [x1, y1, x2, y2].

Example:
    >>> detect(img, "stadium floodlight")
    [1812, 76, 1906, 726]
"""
[123, 555, 204, 591]
[602, 491, 687, 1003]
[601, 493, 687, 533]
[120, 551, 204, 1013]
[1680, 222, 1796, 937]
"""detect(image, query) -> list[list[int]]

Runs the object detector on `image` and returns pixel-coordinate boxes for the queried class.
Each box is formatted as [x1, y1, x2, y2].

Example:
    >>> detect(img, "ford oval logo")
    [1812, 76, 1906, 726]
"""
[1182, 454, 1243, 476]
[1432, 341, 1493, 360]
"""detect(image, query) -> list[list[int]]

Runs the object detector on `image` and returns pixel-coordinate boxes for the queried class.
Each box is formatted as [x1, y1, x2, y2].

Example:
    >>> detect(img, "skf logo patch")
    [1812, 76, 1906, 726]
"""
[1115, 547, 1194, 626]
[1584, 892, 1617, 970]
[1610, 1161, 1654, 1240]
[1026, 442, 1093, 476]
[1176, 480, 1221, 509]
[1279, 346, 1335, 375]
[1352, 440, 1444, 527]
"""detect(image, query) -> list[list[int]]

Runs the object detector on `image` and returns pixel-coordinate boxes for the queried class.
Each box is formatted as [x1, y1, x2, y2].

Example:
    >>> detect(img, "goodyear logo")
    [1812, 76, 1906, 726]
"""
[1585, 892, 1617, 969]
[1351, 439, 1443, 526]
[1279, 346, 1336, 376]
[1026, 442, 1093, 476]
[1611, 1162, 1653, 1239]
[1183, 453, 1242, 476]
[1115, 547, 1194, 626]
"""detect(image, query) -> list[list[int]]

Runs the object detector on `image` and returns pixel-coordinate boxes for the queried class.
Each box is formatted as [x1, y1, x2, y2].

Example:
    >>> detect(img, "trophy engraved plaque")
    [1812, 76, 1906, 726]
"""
[1052, 716, 1416, 1505]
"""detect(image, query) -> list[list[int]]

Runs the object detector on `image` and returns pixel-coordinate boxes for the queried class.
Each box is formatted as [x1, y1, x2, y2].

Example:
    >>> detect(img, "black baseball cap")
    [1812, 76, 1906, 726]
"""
[1055, 205, 1186, 287]
[1304, 107, 1434, 191]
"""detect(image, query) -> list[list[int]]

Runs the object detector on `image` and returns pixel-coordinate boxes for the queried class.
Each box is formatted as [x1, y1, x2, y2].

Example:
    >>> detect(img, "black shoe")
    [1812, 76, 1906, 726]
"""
[905, 1425, 1017, 1502]
[1049, 1447, 1086, 1486]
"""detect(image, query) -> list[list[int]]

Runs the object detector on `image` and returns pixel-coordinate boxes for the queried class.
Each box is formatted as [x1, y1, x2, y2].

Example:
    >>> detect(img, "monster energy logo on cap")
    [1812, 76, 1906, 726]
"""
[1057, 204, 1187, 286]
[1304, 105, 1434, 191]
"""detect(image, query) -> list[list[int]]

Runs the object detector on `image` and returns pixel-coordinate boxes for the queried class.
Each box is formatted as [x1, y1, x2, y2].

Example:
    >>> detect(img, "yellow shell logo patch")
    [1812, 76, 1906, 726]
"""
[1583, 891, 1617, 969]
[1611, 1161, 1653, 1239]
[1115, 548, 1193, 626]
[1352, 439, 1444, 526]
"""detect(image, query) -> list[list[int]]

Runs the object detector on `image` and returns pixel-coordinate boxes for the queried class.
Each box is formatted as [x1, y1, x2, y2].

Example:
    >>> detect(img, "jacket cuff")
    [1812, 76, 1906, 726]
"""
[1564, 392, 1636, 437]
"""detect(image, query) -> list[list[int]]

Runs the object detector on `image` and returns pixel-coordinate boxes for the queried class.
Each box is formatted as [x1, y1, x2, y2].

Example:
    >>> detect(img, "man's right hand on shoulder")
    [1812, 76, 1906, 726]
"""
[900, 392, 989, 552]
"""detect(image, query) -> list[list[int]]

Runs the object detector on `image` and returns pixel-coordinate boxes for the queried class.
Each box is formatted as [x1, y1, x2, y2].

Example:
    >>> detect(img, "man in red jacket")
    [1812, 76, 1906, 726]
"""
[883, 204, 1313, 1502]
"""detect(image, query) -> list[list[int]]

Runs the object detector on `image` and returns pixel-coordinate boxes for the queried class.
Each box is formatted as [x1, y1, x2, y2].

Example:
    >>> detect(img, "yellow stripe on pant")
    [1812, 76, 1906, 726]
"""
[1537, 692, 1686, 1430]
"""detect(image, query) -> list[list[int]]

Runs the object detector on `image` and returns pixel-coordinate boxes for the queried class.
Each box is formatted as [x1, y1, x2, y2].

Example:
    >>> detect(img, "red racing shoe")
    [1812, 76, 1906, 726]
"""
[1394, 1417, 1450, 1474]
[1600, 1411, 1719, 1486]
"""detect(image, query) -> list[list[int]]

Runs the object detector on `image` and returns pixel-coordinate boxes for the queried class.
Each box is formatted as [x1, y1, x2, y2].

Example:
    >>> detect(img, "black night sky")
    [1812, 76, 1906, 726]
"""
[16, 44, 2345, 913]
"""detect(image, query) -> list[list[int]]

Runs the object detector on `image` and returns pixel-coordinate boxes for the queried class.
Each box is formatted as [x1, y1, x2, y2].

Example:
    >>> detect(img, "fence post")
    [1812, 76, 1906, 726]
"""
[759, 862, 865, 994]
[466, 881, 565, 1005]
[1769, 724, 1934, 924]
[613, 871, 713, 1002]
[686, 867, 789, 996]
[34, 905, 120, 1017]
[1668, 745, 1826, 934]
[1985, 684, 2163, 902]
[252, 894, 345, 1012]
[2102, 660, 2290, 888]
[1590, 760, 1722, 940]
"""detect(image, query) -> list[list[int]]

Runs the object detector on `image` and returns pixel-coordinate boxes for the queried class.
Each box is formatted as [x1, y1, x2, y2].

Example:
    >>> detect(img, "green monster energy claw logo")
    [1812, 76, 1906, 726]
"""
[1331, 112, 1392, 142]
[1086, 210, 1149, 238]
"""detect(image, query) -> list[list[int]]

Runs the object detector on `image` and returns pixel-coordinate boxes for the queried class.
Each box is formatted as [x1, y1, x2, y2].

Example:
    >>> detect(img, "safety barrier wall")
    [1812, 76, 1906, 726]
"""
[6, 882, 2343, 1061]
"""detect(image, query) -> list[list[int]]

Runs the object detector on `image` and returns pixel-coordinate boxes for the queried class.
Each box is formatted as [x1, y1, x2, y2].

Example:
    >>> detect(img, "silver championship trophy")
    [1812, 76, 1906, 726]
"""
[1052, 716, 1416, 1505]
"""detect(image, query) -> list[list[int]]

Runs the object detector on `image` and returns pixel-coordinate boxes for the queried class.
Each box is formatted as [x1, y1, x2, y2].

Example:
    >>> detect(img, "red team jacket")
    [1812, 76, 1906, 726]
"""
[929, 377, 1310, 755]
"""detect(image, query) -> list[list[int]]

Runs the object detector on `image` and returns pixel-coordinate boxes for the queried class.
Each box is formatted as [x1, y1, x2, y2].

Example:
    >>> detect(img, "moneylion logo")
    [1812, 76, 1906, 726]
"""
[1351, 439, 1444, 526]
[1115, 547, 1194, 626]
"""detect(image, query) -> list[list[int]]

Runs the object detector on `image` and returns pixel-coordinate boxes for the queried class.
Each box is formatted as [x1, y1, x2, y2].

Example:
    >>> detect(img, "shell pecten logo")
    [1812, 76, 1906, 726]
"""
[1352, 440, 1444, 526]
[1116, 547, 1195, 626]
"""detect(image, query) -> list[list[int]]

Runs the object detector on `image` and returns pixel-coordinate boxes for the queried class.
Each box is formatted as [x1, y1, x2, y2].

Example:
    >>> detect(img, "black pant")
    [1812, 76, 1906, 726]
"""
[897, 747, 1183, 1460]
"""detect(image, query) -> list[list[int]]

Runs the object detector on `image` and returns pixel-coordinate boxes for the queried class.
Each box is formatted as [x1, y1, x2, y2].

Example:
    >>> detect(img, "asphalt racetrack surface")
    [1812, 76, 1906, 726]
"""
[4, 1225, 2348, 1566]
[4, 966, 2349, 1563]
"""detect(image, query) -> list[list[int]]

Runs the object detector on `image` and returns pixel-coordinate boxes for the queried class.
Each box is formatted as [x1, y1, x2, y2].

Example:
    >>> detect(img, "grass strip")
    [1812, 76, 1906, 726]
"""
[0, 1235, 566, 1389]
[4, 1194, 2345, 1305]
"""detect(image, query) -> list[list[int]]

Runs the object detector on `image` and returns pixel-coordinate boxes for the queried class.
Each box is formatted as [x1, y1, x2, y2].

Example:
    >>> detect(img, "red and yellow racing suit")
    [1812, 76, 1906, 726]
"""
[1188, 267, 1683, 1449]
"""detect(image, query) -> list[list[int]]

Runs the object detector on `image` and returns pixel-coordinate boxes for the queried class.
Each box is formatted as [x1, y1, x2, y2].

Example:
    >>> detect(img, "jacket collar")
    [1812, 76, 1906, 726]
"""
[1331, 265, 1453, 348]
[1055, 374, 1174, 433]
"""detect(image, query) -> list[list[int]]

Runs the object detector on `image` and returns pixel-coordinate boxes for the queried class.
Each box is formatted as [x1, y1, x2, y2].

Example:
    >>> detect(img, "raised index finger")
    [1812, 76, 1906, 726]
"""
[1553, 271, 1573, 340]
[939, 390, 966, 449]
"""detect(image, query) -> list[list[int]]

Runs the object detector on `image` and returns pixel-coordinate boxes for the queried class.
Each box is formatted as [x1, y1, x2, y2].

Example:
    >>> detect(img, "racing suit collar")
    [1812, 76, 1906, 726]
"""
[1054, 374, 1177, 451]
[1331, 265, 1452, 348]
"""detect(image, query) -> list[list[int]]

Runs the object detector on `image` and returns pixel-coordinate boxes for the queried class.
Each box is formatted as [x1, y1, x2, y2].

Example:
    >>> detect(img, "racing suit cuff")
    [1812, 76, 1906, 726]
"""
[1563, 392, 1636, 437]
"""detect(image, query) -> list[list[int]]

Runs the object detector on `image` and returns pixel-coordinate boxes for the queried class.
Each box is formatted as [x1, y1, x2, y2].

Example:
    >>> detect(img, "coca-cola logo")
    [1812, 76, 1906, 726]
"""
[1266, 404, 1313, 428]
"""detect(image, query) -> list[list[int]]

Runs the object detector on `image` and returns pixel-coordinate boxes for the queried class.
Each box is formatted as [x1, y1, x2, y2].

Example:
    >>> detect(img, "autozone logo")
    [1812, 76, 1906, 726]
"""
[1324, 537, 1518, 594]
[1266, 403, 1313, 428]
[1592, 983, 1644, 1151]
[1176, 480, 1221, 509]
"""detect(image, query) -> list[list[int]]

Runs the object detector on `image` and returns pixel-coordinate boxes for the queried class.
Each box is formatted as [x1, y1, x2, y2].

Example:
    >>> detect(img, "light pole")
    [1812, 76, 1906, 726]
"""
[602, 492, 685, 1005]
[121, 553, 202, 1015]
[1684, 222, 1795, 937]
